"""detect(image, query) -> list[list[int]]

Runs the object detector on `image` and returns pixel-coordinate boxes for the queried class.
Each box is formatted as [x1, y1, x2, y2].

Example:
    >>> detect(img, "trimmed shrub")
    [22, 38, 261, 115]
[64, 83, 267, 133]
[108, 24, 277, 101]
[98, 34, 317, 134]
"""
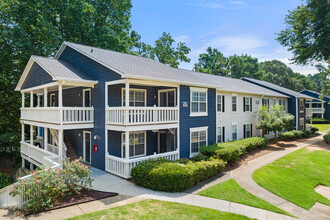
[280, 130, 311, 141]
[191, 153, 209, 162]
[310, 118, 329, 124]
[311, 126, 319, 134]
[131, 158, 226, 192]
[200, 137, 268, 162]
[324, 133, 330, 144]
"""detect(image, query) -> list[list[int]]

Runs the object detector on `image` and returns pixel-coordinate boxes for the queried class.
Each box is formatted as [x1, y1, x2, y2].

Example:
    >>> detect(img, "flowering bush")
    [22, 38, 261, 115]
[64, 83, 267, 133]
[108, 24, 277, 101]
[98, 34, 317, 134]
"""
[10, 159, 93, 214]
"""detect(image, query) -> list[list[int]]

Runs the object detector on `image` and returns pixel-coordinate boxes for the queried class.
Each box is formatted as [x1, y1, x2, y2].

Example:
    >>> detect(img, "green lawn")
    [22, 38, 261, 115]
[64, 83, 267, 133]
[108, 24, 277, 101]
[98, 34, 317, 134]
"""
[66, 199, 254, 220]
[307, 123, 330, 132]
[253, 147, 330, 209]
[197, 179, 292, 217]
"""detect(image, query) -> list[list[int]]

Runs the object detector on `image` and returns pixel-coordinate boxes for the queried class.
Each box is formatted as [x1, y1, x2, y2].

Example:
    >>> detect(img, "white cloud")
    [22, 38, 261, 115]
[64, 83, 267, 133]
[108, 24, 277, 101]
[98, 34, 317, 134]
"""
[186, 1, 241, 10]
[230, 1, 245, 5]
[174, 35, 191, 44]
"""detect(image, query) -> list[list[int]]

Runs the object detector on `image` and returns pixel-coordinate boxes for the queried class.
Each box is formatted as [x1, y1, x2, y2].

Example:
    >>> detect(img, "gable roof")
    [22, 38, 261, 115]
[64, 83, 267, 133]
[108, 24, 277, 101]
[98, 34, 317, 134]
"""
[242, 77, 314, 99]
[300, 90, 330, 101]
[55, 42, 288, 98]
[15, 56, 97, 91]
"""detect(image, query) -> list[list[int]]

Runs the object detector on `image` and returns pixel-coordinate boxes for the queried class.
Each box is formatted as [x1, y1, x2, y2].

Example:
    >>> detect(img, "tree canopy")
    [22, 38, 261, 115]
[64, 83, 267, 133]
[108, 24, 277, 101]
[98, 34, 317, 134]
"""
[276, 0, 329, 65]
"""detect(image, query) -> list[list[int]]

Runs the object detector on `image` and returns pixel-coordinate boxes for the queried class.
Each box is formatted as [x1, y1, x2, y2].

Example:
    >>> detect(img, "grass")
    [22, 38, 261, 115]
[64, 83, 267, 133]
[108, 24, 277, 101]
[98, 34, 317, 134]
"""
[66, 199, 255, 220]
[198, 179, 293, 217]
[307, 123, 330, 132]
[253, 147, 330, 209]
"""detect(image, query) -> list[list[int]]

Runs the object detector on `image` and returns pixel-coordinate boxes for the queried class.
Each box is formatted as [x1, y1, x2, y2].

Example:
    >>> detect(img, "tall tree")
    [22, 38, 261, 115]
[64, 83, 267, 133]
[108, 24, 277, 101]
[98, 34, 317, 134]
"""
[193, 47, 229, 76]
[277, 0, 329, 65]
[228, 54, 259, 79]
[0, 0, 139, 157]
[137, 32, 191, 68]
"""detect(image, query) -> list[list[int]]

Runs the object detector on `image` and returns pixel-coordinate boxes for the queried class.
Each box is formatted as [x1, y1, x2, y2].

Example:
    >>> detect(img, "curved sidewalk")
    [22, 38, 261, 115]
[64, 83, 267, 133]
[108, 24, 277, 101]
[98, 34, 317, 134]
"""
[230, 134, 328, 220]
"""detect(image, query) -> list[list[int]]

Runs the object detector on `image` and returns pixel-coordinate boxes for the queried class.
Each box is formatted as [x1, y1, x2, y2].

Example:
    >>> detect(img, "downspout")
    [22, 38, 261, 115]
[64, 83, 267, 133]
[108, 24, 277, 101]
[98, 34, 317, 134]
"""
[296, 98, 298, 130]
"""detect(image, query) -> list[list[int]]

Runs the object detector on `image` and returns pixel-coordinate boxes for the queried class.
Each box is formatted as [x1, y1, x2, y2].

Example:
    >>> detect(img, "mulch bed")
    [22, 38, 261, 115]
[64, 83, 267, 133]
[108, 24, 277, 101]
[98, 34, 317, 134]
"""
[25, 188, 118, 216]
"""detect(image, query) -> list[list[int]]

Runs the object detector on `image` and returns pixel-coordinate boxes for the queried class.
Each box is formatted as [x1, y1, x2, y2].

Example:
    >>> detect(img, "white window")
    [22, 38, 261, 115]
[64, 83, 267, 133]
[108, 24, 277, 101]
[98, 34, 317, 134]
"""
[262, 98, 270, 108]
[217, 95, 224, 112]
[232, 124, 237, 141]
[299, 118, 305, 130]
[232, 96, 237, 112]
[244, 124, 252, 138]
[273, 99, 276, 106]
[190, 127, 208, 155]
[299, 99, 304, 113]
[122, 88, 146, 107]
[122, 132, 146, 158]
[217, 126, 224, 143]
[190, 88, 208, 116]
[279, 99, 286, 111]
[244, 97, 252, 112]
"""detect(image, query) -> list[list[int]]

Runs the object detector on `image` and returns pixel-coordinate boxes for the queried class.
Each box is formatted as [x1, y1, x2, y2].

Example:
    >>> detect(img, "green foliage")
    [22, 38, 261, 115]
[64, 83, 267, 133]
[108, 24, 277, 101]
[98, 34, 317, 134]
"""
[131, 158, 226, 192]
[0, 172, 14, 189]
[323, 133, 330, 144]
[10, 159, 93, 214]
[200, 137, 268, 162]
[276, 0, 329, 65]
[190, 153, 209, 162]
[256, 104, 294, 138]
[136, 32, 191, 68]
[310, 117, 329, 124]
[280, 130, 311, 141]
[311, 126, 319, 134]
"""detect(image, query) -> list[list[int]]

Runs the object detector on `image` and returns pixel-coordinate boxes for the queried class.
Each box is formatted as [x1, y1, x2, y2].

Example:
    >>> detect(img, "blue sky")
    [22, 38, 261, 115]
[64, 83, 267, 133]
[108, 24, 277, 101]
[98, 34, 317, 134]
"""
[131, 0, 317, 75]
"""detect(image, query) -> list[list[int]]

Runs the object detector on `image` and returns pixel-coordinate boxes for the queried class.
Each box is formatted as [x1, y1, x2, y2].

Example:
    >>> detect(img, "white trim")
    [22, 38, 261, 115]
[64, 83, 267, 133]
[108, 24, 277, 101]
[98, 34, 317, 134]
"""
[190, 126, 208, 157]
[121, 131, 146, 159]
[216, 126, 224, 143]
[121, 88, 147, 107]
[83, 131, 92, 164]
[83, 88, 92, 107]
[177, 85, 180, 159]
[216, 94, 224, 113]
[232, 95, 237, 113]
[20, 82, 59, 93]
[232, 123, 238, 141]
[106, 123, 178, 132]
[244, 96, 252, 112]
[190, 87, 208, 117]
[158, 89, 176, 107]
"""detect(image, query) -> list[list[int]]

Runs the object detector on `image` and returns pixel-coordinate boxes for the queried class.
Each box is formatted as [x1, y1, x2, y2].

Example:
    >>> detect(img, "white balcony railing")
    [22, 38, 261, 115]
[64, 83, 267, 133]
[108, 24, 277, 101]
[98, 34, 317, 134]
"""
[105, 151, 179, 178]
[20, 141, 59, 166]
[312, 108, 325, 114]
[106, 107, 178, 125]
[21, 107, 94, 124]
[306, 108, 313, 117]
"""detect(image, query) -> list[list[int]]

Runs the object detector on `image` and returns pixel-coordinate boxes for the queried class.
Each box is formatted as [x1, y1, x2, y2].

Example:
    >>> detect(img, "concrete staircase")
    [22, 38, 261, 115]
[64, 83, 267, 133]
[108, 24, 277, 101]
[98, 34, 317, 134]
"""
[64, 135, 78, 161]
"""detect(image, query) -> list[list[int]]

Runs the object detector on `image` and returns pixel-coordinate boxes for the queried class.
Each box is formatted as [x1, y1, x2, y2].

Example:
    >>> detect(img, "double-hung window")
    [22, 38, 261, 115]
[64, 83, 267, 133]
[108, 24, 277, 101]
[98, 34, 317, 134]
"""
[299, 99, 305, 113]
[232, 124, 237, 141]
[217, 94, 225, 112]
[190, 127, 208, 155]
[244, 124, 252, 138]
[262, 98, 270, 108]
[232, 96, 237, 112]
[279, 99, 286, 111]
[243, 97, 252, 112]
[122, 88, 146, 106]
[190, 88, 207, 116]
[217, 126, 225, 143]
[122, 132, 146, 158]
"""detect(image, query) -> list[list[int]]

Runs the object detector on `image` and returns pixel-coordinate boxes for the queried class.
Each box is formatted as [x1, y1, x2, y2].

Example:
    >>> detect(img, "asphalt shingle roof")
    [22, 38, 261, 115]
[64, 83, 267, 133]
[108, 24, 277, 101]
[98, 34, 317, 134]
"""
[32, 56, 94, 81]
[60, 42, 288, 98]
[242, 77, 315, 99]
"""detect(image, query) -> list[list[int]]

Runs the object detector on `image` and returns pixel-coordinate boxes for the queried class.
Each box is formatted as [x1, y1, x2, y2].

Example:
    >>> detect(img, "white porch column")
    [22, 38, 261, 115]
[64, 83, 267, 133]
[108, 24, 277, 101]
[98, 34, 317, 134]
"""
[59, 129, 63, 160]
[125, 131, 129, 159]
[30, 91, 33, 108]
[30, 125, 33, 145]
[59, 84, 63, 108]
[44, 127, 48, 151]
[22, 158, 25, 169]
[44, 87, 48, 107]
[21, 123, 25, 142]
[37, 95, 41, 107]
[125, 82, 129, 124]
[22, 92, 25, 108]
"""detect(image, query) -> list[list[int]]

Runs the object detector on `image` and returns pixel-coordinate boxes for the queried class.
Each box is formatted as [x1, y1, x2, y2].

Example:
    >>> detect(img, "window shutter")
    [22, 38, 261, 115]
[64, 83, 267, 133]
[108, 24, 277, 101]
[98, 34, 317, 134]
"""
[222, 127, 225, 142]
[250, 97, 252, 112]
[243, 125, 246, 138]
[243, 97, 246, 112]
[250, 124, 253, 137]
[222, 96, 225, 112]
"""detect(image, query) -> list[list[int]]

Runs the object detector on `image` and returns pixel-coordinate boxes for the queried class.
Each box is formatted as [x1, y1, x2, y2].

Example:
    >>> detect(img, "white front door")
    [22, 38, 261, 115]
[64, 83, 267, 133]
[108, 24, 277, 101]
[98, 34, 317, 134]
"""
[83, 131, 91, 164]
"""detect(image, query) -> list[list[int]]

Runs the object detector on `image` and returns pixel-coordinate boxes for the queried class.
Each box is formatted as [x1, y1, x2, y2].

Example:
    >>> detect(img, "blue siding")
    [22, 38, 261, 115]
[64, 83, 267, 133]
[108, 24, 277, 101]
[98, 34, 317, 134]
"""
[302, 90, 330, 119]
[59, 47, 121, 170]
[179, 86, 216, 158]
[21, 63, 53, 90]
[48, 87, 89, 107]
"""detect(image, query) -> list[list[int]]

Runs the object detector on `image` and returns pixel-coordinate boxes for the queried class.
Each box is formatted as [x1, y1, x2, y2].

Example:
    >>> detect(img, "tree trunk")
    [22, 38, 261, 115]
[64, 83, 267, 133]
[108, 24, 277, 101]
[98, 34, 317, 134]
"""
[274, 130, 277, 139]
